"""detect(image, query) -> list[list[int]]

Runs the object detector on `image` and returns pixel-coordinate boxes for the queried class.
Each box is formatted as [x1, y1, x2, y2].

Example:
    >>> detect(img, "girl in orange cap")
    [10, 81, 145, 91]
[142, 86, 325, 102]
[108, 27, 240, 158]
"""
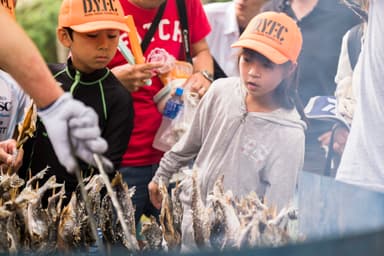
[148, 11, 307, 251]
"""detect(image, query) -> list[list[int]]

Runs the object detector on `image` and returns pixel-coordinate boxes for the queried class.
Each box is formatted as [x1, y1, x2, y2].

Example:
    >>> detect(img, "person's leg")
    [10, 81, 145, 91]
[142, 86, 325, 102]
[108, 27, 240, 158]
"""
[142, 164, 161, 220]
[303, 121, 333, 175]
[119, 164, 160, 224]
[303, 135, 327, 175]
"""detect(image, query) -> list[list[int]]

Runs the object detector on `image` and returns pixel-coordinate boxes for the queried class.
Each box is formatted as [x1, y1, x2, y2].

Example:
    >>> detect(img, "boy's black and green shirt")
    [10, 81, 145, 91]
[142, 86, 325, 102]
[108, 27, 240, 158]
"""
[20, 58, 134, 197]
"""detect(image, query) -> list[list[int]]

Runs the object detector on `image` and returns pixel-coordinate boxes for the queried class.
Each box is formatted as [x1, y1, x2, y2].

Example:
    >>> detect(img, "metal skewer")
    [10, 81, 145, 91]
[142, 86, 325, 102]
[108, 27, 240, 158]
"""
[72, 160, 105, 253]
[67, 127, 104, 253]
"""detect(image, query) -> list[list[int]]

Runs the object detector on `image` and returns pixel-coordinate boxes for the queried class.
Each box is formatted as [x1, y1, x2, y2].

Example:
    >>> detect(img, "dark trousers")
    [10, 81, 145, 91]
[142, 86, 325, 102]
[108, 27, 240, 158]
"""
[119, 164, 160, 225]
[304, 120, 334, 175]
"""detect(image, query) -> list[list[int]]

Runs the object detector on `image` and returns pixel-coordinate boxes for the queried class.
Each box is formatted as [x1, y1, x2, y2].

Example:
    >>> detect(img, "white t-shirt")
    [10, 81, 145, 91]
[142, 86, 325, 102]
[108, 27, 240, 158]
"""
[334, 28, 360, 125]
[336, 0, 384, 192]
[204, 1, 240, 77]
[0, 70, 30, 140]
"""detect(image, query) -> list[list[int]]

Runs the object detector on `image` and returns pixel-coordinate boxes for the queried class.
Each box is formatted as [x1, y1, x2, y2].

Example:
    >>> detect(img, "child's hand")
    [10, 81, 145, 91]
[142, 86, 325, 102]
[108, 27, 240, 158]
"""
[318, 131, 332, 149]
[148, 181, 162, 210]
[318, 126, 350, 156]
[332, 126, 349, 155]
[111, 62, 163, 92]
[0, 139, 23, 171]
[182, 71, 212, 98]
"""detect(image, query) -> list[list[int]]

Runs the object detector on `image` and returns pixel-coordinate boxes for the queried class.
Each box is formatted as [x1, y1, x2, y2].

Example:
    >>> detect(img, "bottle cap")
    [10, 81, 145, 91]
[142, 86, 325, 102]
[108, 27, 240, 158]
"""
[175, 87, 184, 96]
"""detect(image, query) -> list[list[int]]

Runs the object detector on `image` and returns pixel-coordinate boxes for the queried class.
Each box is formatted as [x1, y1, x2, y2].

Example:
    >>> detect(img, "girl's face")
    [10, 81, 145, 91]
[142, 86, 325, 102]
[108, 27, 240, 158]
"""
[239, 49, 294, 102]
[59, 29, 120, 73]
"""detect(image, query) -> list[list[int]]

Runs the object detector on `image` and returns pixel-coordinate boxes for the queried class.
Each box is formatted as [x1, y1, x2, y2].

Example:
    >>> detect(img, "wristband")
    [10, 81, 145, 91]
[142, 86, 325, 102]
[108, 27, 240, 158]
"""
[200, 70, 214, 83]
[37, 93, 71, 115]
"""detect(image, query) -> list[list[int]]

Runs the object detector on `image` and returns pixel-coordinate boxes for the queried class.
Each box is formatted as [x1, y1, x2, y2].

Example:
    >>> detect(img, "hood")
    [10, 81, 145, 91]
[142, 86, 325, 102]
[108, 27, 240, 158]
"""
[252, 108, 307, 131]
[237, 80, 307, 131]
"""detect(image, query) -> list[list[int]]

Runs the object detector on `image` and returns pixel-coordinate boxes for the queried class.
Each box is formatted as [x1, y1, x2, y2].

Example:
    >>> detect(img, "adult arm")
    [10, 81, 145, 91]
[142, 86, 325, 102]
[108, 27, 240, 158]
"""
[184, 38, 214, 98]
[148, 79, 216, 208]
[183, 0, 214, 98]
[0, 6, 63, 108]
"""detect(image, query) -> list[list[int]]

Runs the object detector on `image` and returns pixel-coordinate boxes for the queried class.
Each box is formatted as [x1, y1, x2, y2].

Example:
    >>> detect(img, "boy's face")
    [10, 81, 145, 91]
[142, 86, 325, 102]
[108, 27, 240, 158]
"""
[59, 29, 120, 73]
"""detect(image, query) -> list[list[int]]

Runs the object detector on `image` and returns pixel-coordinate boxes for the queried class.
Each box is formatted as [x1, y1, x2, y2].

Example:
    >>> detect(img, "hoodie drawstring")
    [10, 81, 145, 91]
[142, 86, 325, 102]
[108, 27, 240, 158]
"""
[98, 80, 108, 120]
[70, 70, 81, 95]
[54, 67, 109, 121]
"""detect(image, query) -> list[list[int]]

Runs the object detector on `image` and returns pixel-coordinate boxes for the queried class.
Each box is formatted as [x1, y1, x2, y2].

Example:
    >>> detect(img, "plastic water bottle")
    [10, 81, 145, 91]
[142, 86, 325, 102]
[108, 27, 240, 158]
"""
[153, 87, 184, 151]
[163, 87, 184, 118]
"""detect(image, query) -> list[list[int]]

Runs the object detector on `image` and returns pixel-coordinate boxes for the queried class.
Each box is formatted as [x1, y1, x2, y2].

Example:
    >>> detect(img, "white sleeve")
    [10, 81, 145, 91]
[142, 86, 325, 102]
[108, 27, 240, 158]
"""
[334, 30, 355, 124]
[336, 0, 384, 192]
[334, 30, 353, 86]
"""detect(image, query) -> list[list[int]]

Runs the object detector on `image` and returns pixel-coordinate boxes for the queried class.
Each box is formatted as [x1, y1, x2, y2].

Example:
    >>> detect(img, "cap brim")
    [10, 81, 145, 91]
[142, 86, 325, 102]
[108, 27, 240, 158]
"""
[70, 20, 129, 33]
[231, 39, 289, 64]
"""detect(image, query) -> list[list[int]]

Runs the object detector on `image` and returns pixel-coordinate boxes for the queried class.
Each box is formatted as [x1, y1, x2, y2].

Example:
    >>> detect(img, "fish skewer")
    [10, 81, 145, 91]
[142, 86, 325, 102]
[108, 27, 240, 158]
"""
[7, 102, 37, 175]
[93, 154, 139, 251]
[72, 163, 103, 252]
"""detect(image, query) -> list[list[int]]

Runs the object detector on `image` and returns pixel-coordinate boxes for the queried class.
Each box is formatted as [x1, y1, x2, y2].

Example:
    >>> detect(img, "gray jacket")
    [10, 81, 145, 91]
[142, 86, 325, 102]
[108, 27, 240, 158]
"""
[153, 77, 306, 210]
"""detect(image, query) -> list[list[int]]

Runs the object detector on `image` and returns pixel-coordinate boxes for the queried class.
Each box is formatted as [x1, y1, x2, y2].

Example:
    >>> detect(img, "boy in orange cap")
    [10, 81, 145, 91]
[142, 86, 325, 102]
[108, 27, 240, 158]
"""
[20, 0, 134, 201]
[149, 11, 306, 251]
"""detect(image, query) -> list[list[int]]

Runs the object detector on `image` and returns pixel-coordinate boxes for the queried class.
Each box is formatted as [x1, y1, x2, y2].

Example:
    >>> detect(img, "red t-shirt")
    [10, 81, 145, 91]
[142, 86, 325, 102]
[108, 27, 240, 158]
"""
[109, 0, 211, 166]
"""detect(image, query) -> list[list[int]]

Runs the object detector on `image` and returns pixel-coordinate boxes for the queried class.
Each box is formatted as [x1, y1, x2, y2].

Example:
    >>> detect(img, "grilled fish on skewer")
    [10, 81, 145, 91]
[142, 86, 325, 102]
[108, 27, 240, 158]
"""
[100, 194, 116, 244]
[0, 208, 12, 252]
[190, 170, 211, 249]
[111, 173, 139, 251]
[27, 176, 63, 251]
[57, 192, 78, 250]
[171, 182, 183, 242]
[140, 215, 163, 251]
[159, 178, 180, 250]
[85, 175, 105, 225]
[7, 102, 37, 175]
[45, 186, 66, 252]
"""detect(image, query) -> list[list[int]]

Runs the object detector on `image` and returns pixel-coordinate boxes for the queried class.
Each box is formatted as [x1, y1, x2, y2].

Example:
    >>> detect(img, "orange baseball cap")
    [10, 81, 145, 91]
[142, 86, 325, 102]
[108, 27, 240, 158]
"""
[1, 0, 16, 18]
[58, 0, 129, 33]
[232, 12, 302, 64]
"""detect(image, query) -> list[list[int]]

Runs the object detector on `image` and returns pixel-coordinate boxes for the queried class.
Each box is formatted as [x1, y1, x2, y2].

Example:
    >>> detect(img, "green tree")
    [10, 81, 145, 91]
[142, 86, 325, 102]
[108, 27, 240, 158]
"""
[16, 0, 61, 63]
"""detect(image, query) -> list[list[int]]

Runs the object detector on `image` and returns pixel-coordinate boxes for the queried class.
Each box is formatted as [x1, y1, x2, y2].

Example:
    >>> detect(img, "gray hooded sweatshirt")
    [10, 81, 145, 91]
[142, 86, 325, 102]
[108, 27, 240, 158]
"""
[153, 77, 306, 209]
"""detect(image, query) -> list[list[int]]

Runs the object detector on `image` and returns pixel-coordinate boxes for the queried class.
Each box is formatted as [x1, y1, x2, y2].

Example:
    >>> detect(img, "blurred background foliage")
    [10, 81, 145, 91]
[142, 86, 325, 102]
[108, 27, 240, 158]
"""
[16, 0, 62, 63]
[15, 0, 230, 63]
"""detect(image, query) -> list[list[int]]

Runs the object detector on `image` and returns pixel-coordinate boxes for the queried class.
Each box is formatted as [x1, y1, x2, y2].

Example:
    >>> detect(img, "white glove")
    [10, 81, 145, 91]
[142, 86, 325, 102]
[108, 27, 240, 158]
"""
[38, 93, 113, 174]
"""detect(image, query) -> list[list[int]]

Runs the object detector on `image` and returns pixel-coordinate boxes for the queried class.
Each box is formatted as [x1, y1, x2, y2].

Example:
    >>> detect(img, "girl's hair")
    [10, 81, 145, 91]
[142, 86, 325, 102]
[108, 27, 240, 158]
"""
[241, 48, 307, 123]
[342, 0, 369, 21]
[275, 61, 308, 124]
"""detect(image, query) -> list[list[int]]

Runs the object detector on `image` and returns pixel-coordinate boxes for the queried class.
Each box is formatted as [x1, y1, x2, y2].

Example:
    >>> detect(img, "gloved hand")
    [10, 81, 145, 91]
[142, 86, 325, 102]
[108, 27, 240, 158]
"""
[38, 93, 113, 174]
